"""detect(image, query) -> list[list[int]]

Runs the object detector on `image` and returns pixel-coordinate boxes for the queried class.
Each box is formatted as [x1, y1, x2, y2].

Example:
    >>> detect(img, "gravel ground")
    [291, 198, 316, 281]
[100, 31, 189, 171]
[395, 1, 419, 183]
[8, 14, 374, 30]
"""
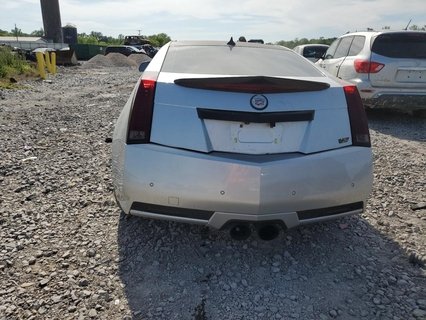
[0, 66, 425, 320]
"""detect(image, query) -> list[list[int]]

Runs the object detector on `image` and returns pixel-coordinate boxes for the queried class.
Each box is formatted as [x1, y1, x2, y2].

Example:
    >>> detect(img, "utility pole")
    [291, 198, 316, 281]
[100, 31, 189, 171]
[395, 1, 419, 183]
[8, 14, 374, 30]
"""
[14, 24, 19, 42]
[14, 24, 22, 49]
[137, 29, 142, 36]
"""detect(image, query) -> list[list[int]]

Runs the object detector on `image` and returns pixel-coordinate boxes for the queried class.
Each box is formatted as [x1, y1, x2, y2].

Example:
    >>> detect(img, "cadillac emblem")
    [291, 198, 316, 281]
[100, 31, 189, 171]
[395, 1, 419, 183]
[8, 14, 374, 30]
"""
[250, 94, 268, 110]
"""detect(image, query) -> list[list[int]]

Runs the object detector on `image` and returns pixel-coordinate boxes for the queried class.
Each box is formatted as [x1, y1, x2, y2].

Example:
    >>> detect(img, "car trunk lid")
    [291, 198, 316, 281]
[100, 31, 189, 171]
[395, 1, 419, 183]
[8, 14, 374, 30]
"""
[149, 73, 353, 155]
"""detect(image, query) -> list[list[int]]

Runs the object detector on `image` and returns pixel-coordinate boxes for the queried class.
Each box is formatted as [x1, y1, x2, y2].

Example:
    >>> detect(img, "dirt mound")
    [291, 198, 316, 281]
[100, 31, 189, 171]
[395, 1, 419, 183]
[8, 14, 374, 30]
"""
[105, 52, 138, 68]
[82, 54, 111, 69]
[83, 53, 142, 69]
[128, 53, 152, 66]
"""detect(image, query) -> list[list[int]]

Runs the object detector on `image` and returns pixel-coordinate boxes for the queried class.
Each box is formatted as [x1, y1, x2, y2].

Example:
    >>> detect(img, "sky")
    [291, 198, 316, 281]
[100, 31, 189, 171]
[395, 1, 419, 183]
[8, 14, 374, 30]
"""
[1, 0, 425, 42]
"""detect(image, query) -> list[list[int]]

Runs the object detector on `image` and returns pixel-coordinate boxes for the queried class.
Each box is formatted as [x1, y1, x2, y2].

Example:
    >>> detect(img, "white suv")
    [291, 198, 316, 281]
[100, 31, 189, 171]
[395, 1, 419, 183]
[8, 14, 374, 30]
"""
[317, 31, 426, 113]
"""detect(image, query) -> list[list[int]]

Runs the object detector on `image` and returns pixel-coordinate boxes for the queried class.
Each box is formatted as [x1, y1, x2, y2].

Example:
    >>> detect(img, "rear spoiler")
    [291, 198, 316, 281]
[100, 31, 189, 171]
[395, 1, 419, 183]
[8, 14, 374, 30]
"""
[175, 76, 330, 94]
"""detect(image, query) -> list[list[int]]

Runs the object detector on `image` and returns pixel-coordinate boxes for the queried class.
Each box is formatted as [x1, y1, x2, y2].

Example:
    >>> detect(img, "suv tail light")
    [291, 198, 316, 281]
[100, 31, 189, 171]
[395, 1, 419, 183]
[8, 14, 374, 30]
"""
[127, 72, 158, 144]
[343, 86, 371, 147]
[354, 59, 384, 73]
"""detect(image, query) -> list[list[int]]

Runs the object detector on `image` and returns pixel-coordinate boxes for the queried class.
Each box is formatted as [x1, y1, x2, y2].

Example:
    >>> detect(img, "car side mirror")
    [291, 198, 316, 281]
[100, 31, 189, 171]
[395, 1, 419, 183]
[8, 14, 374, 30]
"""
[139, 61, 150, 72]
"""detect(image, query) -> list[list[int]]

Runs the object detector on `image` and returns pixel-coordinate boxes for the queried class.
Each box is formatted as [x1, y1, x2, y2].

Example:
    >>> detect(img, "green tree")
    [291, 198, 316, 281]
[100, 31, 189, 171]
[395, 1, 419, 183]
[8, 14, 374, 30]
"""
[147, 33, 171, 47]
[0, 29, 11, 36]
[77, 34, 100, 44]
[90, 31, 103, 40]
[11, 27, 24, 37]
[31, 28, 44, 37]
[101, 36, 121, 45]
[74, 31, 172, 46]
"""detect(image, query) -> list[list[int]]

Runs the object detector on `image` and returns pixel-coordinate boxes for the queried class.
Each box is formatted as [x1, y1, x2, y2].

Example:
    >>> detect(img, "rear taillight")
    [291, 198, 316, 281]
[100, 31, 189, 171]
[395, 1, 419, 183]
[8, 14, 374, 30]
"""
[354, 59, 384, 73]
[127, 72, 158, 144]
[343, 86, 371, 147]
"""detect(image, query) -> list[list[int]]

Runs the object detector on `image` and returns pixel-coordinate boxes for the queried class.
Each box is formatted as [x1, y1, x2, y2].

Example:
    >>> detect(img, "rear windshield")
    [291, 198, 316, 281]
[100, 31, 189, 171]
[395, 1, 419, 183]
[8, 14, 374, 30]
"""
[372, 32, 426, 58]
[161, 45, 324, 77]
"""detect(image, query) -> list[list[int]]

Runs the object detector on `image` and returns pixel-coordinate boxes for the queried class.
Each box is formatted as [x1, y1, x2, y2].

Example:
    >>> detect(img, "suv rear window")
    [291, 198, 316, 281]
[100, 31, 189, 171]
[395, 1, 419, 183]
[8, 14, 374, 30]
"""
[372, 32, 426, 58]
[161, 45, 323, 77]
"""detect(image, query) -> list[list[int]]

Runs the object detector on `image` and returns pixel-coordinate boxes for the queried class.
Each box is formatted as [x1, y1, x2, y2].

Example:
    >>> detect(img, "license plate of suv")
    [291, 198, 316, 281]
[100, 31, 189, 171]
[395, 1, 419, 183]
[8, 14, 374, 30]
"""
[396, 68, 426, 83]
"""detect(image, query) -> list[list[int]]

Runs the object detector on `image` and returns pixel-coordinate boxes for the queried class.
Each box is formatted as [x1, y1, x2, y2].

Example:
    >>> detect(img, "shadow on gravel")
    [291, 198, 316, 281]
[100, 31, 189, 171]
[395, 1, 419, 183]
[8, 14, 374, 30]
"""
[366, 109, 426, 142]
[117, 213, 426, 320]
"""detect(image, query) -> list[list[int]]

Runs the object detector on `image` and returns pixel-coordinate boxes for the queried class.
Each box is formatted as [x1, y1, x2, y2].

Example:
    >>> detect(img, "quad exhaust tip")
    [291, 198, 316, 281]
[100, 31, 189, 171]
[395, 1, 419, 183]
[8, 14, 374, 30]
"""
[229, 223, 281, 241]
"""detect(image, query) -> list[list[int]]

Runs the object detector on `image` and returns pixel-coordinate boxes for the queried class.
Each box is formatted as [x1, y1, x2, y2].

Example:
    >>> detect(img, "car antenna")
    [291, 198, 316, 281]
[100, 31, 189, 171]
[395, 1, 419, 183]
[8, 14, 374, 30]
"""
[227, 37, 236, 47]
[404, 18, 412, 30]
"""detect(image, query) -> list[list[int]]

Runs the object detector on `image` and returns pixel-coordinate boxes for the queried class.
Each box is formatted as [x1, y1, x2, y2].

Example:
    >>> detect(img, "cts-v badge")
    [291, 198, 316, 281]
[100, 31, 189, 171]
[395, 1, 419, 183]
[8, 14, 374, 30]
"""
[250, 95, 268, 110]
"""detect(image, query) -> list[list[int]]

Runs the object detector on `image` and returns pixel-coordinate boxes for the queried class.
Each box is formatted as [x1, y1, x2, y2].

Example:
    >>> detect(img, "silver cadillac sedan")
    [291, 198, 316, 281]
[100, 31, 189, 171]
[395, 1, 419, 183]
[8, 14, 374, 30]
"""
[112, 39, 373, 240]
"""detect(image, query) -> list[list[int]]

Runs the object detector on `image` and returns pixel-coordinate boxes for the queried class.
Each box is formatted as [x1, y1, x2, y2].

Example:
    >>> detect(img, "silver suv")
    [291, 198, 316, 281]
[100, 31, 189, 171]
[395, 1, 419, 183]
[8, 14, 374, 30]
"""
[317, 31, 426, 112]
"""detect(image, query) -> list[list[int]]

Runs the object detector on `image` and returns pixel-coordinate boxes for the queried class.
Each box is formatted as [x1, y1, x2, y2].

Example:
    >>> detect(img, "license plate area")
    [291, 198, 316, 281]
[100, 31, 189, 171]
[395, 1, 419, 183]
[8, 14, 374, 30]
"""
[231, 123, 282, 144]
[203, 119, 308, 154]
[396, 68, 426, 83]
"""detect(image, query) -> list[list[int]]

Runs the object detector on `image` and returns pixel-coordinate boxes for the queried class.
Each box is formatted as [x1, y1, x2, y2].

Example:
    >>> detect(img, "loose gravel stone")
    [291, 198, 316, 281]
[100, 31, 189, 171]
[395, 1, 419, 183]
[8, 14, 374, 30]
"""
[413, 309, 426, 318]
[88, 308, 98, 318]
[86, 248, 96, 257]
[79, 279, 89, 287]
[39, 278, 50, 287]
[329, 309, 338, 317]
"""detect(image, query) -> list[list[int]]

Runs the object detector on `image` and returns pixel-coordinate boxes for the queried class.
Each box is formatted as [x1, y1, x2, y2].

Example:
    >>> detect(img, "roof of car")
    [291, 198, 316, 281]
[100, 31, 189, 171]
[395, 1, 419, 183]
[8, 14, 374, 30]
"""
[169, 40, 291, 51]
[341, 30, 426, 37]
[294, 44, 329, 48]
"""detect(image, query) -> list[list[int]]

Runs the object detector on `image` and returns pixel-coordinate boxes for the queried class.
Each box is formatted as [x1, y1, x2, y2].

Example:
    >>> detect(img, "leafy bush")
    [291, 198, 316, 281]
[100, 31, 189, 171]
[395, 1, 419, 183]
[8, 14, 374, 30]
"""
[0, 46, 34, 78]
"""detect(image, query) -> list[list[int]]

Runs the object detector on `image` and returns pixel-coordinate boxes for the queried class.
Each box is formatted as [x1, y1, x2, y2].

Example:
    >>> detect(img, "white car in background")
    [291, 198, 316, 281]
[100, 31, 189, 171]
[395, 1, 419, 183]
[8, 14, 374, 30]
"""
[317, 31, 426, 113]
[293, 44, 329, 62]
[112, 39, 373, 240]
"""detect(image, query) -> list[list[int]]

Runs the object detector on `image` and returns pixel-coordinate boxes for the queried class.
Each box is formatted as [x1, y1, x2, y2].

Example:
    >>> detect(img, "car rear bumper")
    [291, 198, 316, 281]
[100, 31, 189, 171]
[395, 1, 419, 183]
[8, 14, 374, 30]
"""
[113, 144, 373, 229]
[362, 93, 426, 110]
[354, 81, 426, 110]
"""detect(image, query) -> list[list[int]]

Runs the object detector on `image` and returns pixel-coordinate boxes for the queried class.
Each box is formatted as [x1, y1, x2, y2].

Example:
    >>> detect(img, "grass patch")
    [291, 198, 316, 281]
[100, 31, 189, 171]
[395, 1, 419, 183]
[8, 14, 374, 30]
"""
[0, 46, 37, 84]
[0, 79, 26, 89]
